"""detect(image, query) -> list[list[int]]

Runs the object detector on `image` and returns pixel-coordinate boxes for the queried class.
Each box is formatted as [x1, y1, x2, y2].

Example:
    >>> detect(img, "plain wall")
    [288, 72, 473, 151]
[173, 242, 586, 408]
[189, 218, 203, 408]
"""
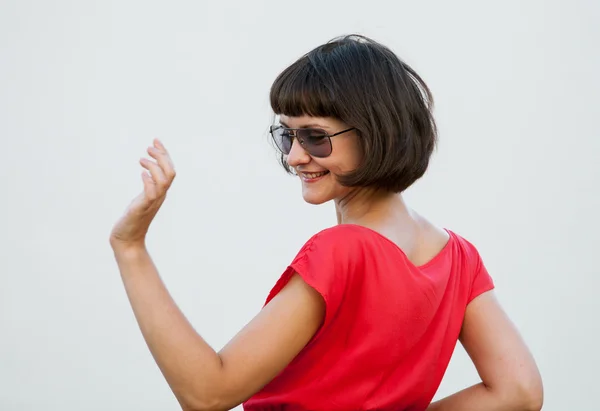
[1, 0, 598, 410]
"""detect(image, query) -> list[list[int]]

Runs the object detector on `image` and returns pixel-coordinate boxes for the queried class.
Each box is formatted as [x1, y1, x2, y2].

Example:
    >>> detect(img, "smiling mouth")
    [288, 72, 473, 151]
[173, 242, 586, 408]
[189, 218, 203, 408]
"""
[300, 171, 330, 181]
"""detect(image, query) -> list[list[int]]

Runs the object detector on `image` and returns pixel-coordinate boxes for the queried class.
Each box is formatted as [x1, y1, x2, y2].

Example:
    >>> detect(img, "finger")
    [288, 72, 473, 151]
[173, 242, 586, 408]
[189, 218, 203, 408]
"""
[140, 157, 166, 184]
[139, 158, 168, 191]
[153, 139, 176, 172]
[141, 171, 158, 199]
[154, 138, 167, 153]
[153, 139, 174, 164]
[147, 146, 176, 180]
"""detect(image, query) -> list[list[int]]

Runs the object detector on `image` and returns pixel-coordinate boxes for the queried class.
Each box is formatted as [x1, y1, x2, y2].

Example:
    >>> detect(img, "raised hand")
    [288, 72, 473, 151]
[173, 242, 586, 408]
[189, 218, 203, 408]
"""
[110, 138, 176, 252]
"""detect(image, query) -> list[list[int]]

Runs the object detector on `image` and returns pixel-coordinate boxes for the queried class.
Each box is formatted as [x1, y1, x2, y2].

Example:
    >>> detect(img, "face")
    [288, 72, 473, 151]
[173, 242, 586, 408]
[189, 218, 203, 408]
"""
[277, 114, 362, 205]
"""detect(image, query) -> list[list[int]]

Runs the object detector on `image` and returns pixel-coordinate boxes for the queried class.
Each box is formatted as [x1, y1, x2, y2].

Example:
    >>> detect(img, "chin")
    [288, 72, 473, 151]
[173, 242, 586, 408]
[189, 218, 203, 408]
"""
[298, 174, 344, 205]
[302, 195, 331, 205]
[301, 187, 335, 205]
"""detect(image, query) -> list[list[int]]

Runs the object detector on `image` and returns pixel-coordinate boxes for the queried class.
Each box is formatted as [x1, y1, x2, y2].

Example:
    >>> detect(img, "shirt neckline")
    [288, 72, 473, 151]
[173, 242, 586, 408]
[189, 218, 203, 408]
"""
[337, 223, 454, 269]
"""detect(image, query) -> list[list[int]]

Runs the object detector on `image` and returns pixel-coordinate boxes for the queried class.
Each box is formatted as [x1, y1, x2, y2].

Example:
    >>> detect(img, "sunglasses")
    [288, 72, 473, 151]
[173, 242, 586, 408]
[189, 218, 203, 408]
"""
[269, 125, 356, 158]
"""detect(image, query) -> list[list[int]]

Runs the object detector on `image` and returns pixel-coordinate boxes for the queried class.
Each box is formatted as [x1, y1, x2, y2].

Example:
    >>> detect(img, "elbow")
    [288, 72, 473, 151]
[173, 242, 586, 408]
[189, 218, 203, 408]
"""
[178, 388, 233, 411]
[518, 381, 544, 411]
[175, 369, 231, 410]
[520, 368, 544, 411]
[181, 400, 225, 411]
[501, 372, 544, 411]
[179, 394, 228, 411]
[176, 365, 233, 411]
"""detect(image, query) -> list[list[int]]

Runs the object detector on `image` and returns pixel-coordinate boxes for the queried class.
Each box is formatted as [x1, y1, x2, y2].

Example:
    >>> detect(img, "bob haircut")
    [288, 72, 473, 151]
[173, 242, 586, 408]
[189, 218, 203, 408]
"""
[270, 34, 437, 193]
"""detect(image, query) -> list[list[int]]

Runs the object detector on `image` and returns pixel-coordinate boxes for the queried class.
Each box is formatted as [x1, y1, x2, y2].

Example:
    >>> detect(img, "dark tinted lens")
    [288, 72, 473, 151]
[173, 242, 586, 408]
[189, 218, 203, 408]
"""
[298, 129, 331, 157]
[271, 126, 292, 154]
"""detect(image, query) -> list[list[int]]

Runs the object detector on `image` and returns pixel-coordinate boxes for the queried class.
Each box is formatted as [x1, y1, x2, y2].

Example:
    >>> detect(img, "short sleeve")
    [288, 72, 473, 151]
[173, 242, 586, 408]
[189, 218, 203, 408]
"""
[468, 250, 495, 303]
[264, 226, 362, 333]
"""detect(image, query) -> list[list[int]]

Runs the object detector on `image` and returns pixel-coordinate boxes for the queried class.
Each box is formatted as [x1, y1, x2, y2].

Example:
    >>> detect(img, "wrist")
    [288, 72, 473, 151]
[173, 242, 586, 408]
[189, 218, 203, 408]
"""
[111, 240, 148, 261]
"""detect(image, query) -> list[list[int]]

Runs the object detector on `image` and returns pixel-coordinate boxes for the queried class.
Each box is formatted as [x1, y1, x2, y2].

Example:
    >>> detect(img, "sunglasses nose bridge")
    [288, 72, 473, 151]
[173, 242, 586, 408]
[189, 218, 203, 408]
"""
[287, 129, 309, 148]
[290, 129, 305, 142]
[286, 134, 312, 167]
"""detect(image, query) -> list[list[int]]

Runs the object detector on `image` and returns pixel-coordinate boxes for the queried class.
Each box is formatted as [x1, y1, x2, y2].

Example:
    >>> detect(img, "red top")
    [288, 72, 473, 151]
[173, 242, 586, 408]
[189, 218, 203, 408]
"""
[243, 224, 494, 411]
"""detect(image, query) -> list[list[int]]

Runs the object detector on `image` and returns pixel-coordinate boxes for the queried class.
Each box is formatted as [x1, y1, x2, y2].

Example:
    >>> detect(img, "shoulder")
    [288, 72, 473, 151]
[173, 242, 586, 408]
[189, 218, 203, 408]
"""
[288, 225, 377, 274]
[446, 229, 494, 298]
[298, 224, 376, 255]
[446, 229, 483, 260]
[308, 224, 372, 242]
[441, 229, 488, 276]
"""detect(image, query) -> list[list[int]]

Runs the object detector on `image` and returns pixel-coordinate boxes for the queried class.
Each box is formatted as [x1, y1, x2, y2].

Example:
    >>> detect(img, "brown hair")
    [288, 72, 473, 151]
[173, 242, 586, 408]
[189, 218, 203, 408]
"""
[270, 34, 437, 193]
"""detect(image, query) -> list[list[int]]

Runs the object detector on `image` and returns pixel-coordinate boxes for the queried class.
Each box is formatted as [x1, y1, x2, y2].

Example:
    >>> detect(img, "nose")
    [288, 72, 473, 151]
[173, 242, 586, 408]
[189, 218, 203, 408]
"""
[286, 137, 311, 169]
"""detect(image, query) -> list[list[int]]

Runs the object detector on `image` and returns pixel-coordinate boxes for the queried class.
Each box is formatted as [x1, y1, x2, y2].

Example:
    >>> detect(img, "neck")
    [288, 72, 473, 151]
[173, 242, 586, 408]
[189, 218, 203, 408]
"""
[334, 188, 412, 228]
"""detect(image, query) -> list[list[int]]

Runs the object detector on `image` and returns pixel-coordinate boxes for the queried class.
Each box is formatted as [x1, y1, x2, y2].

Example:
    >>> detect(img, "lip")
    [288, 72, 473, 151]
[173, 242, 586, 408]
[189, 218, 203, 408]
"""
[299, 171, 329, 183]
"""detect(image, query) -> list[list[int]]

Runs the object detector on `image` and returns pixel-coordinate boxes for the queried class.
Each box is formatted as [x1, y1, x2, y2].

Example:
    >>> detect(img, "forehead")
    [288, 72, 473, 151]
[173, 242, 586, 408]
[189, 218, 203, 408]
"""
[278, 114, 336, 130]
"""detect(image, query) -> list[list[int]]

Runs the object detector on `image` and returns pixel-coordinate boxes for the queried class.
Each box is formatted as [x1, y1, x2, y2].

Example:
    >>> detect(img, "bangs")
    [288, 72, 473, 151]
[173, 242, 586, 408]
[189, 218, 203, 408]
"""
[269, 54, 339, 118]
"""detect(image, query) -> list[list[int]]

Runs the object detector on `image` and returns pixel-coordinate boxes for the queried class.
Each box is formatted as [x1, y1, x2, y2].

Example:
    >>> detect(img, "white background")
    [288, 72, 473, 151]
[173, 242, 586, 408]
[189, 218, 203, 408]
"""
[1, 1, 598, 410]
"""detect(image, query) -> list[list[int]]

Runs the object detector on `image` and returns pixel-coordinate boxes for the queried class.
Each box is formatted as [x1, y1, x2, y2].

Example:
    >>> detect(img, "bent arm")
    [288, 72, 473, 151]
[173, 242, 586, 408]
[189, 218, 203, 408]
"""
[113, 246, 325, 411]
[427, 291, 543, 411]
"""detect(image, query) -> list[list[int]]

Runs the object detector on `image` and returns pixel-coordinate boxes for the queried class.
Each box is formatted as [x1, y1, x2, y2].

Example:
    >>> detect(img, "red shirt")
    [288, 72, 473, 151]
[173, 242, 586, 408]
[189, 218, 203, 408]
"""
[243, 224, 494, 411]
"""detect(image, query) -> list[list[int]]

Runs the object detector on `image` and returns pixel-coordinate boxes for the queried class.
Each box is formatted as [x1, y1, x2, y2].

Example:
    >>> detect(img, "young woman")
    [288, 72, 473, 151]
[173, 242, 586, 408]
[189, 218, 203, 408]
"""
[110, 35, 543, 411]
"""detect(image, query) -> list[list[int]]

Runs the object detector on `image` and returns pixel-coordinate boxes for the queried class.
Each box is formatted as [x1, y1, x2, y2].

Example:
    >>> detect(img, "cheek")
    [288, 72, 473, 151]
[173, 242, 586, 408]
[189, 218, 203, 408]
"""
[329, 137, 362, 174]
[347, 145, 362, 170]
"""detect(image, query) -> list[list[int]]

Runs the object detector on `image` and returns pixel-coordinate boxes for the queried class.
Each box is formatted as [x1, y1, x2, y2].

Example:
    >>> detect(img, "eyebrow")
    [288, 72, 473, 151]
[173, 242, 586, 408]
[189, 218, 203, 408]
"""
[279, 120, 329, 130]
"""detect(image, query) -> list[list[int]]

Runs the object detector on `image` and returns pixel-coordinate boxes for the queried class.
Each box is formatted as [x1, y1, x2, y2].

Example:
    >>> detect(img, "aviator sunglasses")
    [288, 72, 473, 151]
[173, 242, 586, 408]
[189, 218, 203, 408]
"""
[269, 125, 356, 158]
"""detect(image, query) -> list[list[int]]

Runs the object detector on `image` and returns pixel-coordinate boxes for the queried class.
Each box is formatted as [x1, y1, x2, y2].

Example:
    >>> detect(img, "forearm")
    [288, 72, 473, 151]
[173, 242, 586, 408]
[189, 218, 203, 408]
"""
[113, 246, 223, 409]
[427, 383, 539, 411]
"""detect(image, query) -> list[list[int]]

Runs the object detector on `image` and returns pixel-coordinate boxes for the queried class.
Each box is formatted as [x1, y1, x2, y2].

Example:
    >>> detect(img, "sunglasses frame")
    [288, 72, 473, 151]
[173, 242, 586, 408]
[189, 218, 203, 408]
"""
[269, 125, 356, 158]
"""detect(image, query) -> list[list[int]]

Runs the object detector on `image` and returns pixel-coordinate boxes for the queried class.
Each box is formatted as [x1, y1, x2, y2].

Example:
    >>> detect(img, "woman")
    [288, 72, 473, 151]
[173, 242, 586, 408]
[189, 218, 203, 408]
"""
[110, 35, 543, 411]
